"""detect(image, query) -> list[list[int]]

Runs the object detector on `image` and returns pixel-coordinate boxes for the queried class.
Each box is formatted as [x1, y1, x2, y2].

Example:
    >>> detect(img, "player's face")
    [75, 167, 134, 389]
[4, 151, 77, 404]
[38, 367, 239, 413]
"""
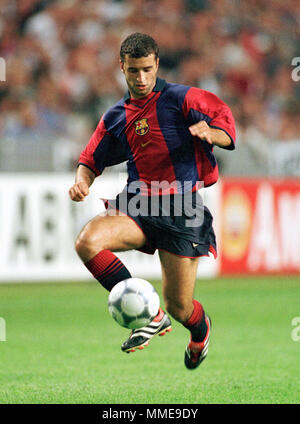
[120, 54, 159, 99]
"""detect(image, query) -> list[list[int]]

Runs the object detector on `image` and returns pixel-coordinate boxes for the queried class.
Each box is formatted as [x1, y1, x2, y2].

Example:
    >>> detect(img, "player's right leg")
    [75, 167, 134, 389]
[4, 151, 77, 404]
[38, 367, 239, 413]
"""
[75, 211, 172, 351]
[75, 211, 146, 291]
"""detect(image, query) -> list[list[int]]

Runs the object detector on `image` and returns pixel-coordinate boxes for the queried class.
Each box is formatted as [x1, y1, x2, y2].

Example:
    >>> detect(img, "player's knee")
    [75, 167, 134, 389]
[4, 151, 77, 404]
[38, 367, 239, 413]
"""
[75, 232, 91, 259]
[75, 230, 103, 261]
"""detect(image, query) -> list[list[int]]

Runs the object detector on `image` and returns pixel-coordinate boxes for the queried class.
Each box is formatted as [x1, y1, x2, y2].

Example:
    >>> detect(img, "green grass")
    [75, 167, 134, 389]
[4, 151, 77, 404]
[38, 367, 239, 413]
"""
[0, 276, 299, 404]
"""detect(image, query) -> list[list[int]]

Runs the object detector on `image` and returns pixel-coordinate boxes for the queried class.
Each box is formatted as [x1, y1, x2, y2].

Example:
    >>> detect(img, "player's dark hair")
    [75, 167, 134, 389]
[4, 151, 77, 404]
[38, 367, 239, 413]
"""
[120, 33, 159, 62]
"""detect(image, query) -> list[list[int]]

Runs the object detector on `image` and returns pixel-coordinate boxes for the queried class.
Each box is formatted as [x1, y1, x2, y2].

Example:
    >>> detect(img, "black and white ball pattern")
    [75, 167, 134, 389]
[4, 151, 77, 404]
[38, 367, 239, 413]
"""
[108, 278, 160, 329]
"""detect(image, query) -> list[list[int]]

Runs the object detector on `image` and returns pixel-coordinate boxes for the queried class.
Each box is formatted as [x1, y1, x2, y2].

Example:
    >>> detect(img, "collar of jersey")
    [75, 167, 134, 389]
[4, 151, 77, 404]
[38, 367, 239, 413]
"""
[123, 77, 166, 103]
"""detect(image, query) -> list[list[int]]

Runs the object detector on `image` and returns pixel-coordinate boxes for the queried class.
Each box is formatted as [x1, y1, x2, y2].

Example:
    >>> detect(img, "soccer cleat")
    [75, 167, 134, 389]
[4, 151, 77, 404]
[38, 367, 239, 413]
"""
[184, 315, 211, 370]
[121, 308, 172, 353]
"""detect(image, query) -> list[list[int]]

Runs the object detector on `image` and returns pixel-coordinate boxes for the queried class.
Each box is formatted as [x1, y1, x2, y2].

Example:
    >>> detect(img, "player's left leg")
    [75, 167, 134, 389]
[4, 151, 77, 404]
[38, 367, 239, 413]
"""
[158, 250, 211, 370]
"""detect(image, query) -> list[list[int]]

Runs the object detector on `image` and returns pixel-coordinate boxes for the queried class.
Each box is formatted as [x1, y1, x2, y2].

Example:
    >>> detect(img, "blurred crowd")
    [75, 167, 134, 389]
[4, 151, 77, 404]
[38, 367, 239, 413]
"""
[0, 0, 299, 172]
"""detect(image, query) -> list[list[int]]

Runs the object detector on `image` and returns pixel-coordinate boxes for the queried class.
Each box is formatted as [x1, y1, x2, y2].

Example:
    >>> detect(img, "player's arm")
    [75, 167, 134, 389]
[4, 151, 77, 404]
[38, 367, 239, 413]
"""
[189, 120, 232, 147]
[69, 165, 95, 202]
[68, 115, 114, 202]
[183, 87, 236, 149]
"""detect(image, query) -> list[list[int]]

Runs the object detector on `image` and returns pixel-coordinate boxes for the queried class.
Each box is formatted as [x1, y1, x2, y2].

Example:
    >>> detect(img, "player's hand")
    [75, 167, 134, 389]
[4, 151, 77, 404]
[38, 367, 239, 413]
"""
[189, 121, 213, 144]
[68, 181, 90, 202]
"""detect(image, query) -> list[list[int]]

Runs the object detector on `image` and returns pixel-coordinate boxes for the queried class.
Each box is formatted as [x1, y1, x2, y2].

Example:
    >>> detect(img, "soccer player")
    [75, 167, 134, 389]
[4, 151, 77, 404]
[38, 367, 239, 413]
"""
[68, 33, 235, 370]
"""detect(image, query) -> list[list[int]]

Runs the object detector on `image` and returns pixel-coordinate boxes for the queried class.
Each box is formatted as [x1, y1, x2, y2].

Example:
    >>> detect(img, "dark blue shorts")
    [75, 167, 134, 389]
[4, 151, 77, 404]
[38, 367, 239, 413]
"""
[105, 191, 217, 259]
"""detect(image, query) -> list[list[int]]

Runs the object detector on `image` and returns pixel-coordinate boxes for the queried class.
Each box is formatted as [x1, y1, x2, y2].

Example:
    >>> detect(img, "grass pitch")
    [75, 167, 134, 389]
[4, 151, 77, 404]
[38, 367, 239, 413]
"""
[0, 276, 299, 404]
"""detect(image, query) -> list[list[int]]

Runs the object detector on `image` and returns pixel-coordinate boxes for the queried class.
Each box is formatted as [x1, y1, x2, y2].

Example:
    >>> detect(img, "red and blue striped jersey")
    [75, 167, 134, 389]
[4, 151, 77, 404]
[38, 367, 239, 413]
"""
[78, 78, 235, 195]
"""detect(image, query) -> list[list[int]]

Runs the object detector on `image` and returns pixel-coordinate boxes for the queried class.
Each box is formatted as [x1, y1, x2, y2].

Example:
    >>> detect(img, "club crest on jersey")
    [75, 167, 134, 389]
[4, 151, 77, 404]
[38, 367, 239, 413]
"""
[135, 118, 149, 136]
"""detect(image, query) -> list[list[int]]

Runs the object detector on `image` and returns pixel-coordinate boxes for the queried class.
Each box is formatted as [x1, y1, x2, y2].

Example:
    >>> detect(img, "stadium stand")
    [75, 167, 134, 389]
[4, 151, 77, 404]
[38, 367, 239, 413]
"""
[0, 0, 299, 174]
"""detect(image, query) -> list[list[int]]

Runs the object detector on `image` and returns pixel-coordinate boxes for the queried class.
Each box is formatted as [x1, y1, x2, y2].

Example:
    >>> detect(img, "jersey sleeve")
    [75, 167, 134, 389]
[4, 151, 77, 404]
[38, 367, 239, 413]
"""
[78, 117, 128, 176]
[182, 87, 236, 150]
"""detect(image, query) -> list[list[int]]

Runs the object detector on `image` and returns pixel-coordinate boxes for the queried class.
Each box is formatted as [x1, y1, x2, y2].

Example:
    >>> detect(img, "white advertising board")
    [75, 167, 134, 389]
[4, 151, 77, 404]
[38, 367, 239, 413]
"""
[0, 173, 219, 282]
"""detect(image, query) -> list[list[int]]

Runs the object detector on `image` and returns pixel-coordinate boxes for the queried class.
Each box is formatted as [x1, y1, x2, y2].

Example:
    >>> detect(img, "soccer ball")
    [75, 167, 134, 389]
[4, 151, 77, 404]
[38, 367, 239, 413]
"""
[108, 278, 160, 329]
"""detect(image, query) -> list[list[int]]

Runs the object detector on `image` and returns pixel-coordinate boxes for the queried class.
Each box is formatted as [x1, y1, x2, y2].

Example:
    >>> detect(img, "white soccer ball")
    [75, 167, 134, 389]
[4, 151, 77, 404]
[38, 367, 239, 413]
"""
[108, 278, 160, 329]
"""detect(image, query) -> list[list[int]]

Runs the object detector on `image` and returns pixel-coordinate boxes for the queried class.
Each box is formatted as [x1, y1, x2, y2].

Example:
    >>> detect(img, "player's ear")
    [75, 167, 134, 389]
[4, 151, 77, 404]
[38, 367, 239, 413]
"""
[120, 60, 125, 73]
